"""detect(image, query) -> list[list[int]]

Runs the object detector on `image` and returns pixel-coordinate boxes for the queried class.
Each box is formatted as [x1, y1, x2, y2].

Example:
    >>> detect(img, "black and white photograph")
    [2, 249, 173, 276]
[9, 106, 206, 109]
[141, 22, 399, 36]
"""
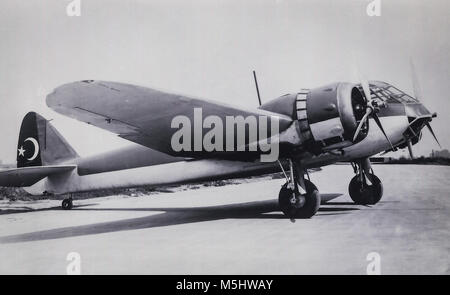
[0, 0, 449, 279]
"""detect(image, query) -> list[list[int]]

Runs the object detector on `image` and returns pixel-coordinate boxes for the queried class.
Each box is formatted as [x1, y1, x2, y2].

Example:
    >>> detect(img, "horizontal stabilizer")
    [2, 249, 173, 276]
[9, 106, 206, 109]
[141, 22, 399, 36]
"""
[0, 165, 76, 187]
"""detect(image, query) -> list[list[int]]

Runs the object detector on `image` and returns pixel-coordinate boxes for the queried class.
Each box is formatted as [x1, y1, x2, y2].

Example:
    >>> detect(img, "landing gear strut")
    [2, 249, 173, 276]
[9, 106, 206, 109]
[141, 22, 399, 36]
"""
[62, 195, 73, 210]
[349, 158, 383, 205]
[278, 159, 321, 218]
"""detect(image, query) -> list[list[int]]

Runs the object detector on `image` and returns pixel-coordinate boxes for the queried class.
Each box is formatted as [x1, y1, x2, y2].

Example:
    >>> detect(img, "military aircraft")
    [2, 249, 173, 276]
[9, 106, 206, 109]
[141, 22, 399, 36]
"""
[0, 67, 440, 218]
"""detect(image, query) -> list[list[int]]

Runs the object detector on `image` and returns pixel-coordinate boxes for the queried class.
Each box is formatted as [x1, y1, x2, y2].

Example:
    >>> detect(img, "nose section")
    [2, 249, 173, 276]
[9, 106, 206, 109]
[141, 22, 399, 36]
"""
[402, 102, 436, 142]
[404, 102, 433, 119]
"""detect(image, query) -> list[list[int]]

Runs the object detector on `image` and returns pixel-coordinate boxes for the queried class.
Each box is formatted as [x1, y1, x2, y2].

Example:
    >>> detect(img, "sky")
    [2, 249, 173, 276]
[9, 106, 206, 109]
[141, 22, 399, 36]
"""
[0, 0, 449, 163]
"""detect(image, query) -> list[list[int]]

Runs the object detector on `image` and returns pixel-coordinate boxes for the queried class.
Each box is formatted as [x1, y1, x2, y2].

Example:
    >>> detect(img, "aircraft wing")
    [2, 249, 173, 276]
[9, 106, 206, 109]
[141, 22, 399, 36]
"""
[0, 165, 76, 187]
[46, 81, 293, 159]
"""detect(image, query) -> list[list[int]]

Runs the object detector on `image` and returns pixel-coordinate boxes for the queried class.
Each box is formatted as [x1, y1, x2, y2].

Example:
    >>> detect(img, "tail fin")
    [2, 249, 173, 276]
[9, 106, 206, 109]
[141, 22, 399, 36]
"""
[17, 112, 78, 168]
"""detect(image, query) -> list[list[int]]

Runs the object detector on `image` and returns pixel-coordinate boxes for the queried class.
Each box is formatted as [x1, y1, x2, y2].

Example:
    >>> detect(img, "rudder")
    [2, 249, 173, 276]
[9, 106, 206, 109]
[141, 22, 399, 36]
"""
[17, 112, 78, 168]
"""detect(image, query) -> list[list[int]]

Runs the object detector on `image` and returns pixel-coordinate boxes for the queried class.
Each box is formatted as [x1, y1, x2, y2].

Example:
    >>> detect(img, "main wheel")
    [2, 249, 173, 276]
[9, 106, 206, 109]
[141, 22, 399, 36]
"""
[279, 179, 321, 219]
[62, 198, 73, 210]
[349, 173, 383, 205]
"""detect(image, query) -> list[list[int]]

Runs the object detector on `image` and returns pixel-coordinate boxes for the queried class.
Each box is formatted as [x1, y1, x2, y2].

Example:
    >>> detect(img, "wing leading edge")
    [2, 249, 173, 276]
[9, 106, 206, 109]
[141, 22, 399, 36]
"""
[46, 81, 293, 159]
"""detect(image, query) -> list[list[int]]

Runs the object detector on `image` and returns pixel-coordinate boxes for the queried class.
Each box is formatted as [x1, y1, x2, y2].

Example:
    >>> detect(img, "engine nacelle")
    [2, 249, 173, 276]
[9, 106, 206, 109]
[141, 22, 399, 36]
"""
[260, 82, 367, 153]
[303, 82, 366, 146]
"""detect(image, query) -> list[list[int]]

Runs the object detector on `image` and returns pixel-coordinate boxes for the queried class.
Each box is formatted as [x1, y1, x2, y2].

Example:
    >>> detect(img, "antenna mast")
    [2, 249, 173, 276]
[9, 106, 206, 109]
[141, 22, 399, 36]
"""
[252, 70, 262, 106]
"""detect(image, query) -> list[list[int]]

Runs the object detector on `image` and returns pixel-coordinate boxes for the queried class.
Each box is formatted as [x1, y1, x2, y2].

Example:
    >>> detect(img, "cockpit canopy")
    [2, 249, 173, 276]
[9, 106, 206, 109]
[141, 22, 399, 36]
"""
[363, 81, 418, 104]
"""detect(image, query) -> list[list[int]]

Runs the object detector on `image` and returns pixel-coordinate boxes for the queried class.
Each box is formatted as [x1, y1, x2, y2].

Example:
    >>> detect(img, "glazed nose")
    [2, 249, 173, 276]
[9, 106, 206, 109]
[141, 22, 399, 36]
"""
[404, 103, 432, 120]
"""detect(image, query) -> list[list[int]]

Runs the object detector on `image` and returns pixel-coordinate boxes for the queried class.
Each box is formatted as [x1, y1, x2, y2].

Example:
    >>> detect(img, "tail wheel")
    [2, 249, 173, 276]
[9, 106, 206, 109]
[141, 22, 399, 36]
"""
[62, 198, 73, 210]
[349, 173, 383, 205]
[279, 179, 321, 219]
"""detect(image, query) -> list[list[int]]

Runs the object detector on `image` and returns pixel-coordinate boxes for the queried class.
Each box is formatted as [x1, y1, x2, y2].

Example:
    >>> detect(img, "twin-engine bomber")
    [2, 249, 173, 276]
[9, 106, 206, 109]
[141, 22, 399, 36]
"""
[0, 72, 440, 218]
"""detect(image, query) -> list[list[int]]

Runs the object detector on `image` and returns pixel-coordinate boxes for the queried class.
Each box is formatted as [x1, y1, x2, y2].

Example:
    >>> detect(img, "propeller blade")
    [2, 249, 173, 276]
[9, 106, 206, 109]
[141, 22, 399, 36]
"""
[426, 122, 441, 148]
[362, 157, 374, 185]
[353, 107, 372, 141]
[410, 58, 423, 101]
[372, 113, 395, 150]
[406, 139, 414, 159]
[360, 76, 372, 102]
[355, 63, 372, 101]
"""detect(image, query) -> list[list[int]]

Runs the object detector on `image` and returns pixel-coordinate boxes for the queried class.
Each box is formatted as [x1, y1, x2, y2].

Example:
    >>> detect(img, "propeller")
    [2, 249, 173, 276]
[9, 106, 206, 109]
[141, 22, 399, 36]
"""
[410, 59, 441, 148]
[410, 58, 423, 101]
[406, 139, 414, 159]
[352, 73, 395, 150]
[426, 122, 441, 148]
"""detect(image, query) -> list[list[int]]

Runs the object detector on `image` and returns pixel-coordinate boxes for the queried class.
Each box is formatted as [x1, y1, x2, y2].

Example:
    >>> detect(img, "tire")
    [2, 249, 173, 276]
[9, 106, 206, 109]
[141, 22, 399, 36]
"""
[349, 173, 383, 205]
[62, 199, 73, 210]
[279, 179, 321, 219]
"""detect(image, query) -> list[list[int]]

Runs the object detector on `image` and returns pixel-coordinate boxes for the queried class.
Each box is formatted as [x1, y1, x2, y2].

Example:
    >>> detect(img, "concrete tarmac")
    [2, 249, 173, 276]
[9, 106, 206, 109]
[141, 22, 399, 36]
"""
[0, 164, 449, 274]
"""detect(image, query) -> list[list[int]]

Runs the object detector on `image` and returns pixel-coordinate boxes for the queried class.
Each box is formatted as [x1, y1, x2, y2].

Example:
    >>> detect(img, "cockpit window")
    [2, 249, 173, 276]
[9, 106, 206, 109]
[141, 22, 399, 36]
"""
[384, 86, 418, 103]
[362, 81, 419, 104]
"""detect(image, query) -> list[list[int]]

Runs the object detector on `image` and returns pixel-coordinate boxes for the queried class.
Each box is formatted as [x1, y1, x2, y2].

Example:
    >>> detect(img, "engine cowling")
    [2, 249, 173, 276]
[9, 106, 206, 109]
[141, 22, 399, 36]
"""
[303, 82, 366, 147]
[260, 82, 367, 154]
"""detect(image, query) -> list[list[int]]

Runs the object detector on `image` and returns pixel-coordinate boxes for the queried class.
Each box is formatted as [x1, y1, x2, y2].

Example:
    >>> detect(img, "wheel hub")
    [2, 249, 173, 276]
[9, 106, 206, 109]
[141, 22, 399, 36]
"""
[289, 191, 306, 208]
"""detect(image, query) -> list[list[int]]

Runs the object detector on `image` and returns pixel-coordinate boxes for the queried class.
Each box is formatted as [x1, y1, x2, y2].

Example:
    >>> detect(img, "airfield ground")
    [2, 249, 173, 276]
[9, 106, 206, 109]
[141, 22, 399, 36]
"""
[0, 164, 449, 274]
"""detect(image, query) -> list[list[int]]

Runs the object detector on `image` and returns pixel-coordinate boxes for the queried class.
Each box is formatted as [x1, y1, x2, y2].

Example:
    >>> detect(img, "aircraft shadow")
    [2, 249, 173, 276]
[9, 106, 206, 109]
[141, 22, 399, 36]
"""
[0, 204, 94, 215]
[0, 193, 360, 244]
